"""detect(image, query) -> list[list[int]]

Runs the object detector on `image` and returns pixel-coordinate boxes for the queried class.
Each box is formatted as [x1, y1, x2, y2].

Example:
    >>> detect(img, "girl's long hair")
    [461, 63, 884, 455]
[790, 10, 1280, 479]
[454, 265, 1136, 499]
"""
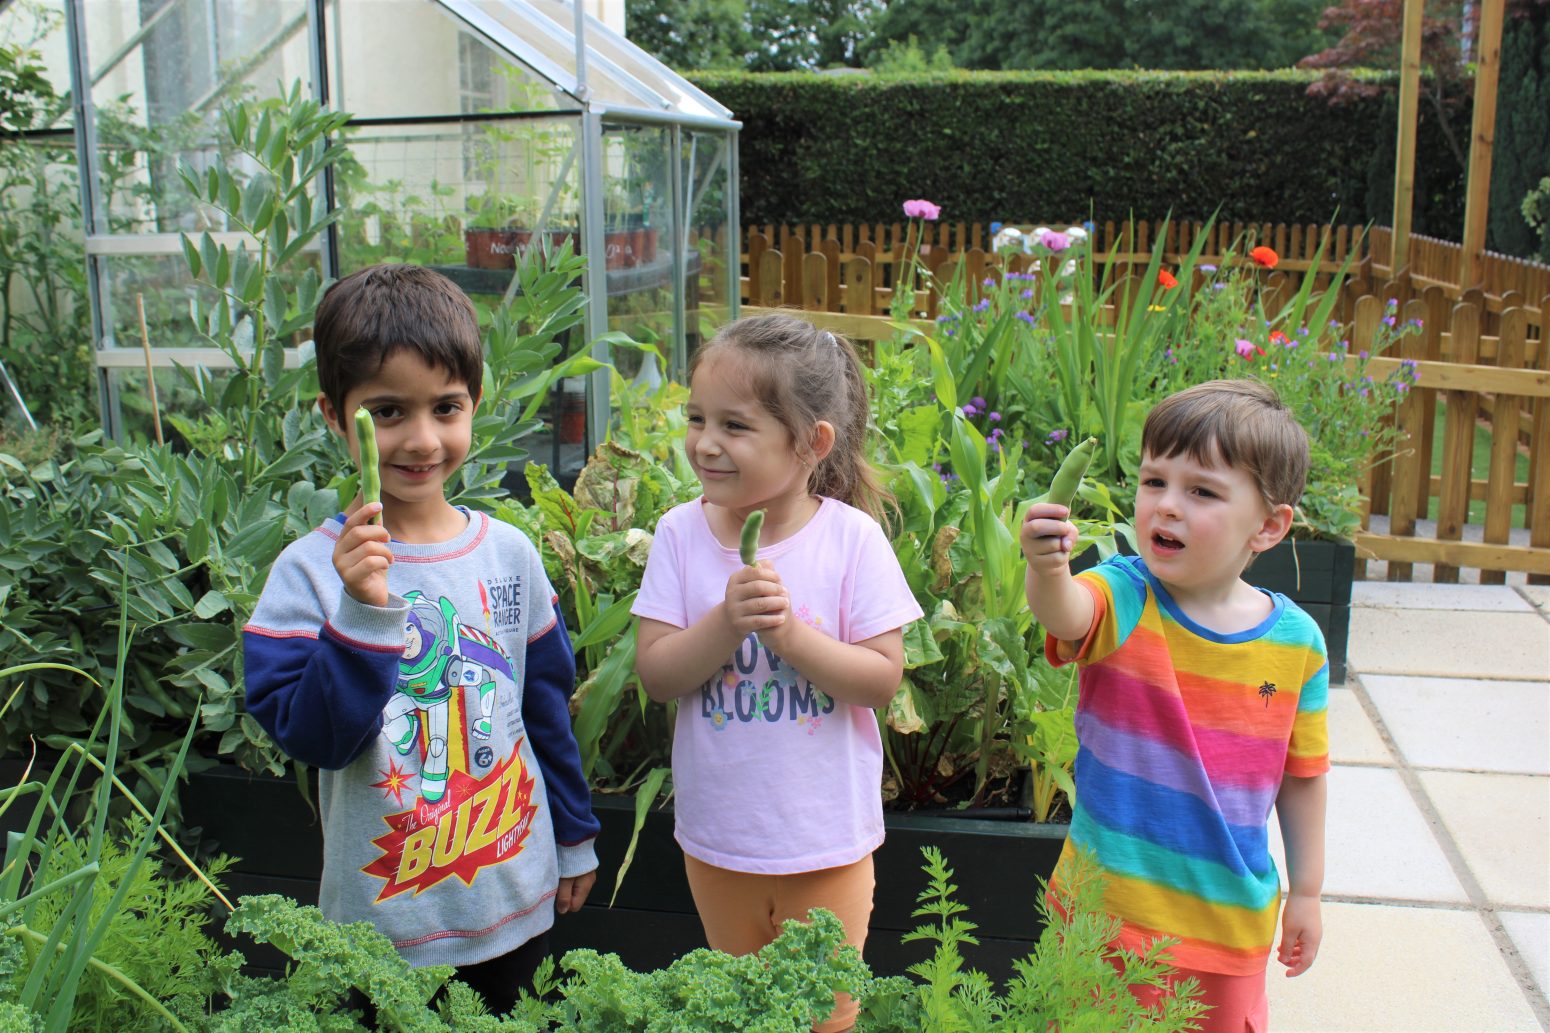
[688, 313, 893, 526]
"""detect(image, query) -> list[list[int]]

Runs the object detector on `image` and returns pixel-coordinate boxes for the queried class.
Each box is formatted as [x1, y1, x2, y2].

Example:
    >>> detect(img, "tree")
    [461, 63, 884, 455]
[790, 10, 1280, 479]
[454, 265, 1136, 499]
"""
[865, 0, 1335, 71]
[1488, 4, 1550, 257]
[625, 0, 749, 71]
[745, 0, 886, 70]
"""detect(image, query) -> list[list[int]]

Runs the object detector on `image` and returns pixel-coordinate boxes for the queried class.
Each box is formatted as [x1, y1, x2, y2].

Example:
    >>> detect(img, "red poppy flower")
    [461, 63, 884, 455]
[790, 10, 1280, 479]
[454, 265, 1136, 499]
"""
[1269, 330, 1290, 346]
[1250, 246, 1279, 269]
[1157, 269, 1178, 289]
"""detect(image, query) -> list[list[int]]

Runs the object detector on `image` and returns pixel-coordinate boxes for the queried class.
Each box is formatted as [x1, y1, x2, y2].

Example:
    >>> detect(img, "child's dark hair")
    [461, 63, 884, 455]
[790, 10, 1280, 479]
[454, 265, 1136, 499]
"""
[689, 313, 892, 524]
[1141, 379, 1310, 509]
[312, 264, 483, 415]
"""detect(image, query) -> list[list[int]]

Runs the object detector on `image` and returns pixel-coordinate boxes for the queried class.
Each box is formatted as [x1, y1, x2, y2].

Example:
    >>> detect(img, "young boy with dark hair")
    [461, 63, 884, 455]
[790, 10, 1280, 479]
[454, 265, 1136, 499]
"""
[1021, 379, 1328, 1033]
[244, 264, 598, 1014]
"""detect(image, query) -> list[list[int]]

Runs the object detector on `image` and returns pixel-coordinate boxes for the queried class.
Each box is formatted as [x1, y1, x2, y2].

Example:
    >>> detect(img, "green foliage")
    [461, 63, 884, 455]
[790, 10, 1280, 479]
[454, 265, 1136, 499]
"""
[867, 0, 1335, 71]
[866, 35, 956, 75]
[15, 824, 232, 1032]
[0, 607, 221, 1033]
[855, 847, 1205, 1031]
[688, 69, 1466, 230]
[1523, 176, 1550, 263]
[1489, 11, 1550, 260]
[625, 0, 750, 70]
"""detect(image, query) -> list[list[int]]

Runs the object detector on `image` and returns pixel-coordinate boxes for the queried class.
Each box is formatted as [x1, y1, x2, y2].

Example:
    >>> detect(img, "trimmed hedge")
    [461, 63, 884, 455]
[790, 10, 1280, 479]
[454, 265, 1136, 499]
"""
[689, 70, 1467, 235]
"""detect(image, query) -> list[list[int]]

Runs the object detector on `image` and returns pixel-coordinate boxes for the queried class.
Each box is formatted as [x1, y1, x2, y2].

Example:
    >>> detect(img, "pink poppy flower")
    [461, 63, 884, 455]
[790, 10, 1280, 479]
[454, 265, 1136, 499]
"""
[1235, 338, 1265, 360]
[903, 199, 941, 221]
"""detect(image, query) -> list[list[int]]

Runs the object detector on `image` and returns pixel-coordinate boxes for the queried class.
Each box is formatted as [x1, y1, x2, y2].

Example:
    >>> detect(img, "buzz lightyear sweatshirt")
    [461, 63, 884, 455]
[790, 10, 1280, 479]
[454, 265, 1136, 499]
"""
[242, 508, 599, 967]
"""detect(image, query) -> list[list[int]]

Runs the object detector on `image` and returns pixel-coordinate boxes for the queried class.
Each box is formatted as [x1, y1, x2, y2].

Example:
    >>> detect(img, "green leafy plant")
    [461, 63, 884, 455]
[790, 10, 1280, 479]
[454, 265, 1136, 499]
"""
[856, 847, 1206, 1031]
[0, 567, 232, 1033]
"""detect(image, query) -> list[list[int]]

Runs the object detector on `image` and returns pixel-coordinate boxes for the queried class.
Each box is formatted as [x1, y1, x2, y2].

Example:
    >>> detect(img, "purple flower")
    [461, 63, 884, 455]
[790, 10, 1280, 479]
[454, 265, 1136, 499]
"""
[1396, 383, 1410, 394]
[1359, 350, 1369, 360]
[1382, 315, 1397, 327]
[1040, 230, 1071, 253]
[971, 396, 986, 408]
[988, 411, 1001, 422]
[1327, 352, 1340, 362]
[1021, 289, 1034, 300]
[973, 298, 991, 313]
[1015, 310, 1036, 324]
[962, 403, 978, 417]
[1045, 428, 1069, 445]
[903, 198, 941, 221]
[1198, 263, 1217, 273]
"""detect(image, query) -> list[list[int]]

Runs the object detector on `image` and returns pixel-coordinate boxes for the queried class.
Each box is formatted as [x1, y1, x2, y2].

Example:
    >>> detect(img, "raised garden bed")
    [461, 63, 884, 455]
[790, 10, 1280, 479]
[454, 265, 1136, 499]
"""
[181, 765, 1066, 985]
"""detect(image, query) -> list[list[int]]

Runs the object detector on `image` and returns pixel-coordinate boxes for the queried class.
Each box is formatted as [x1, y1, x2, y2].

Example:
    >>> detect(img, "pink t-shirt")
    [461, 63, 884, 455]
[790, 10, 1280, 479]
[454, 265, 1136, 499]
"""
[632, 497, 923, 874]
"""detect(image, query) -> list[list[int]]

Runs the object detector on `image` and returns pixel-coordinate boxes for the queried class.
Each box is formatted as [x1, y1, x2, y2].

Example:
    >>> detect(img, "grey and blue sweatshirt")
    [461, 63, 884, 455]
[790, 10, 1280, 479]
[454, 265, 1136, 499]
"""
[243, 508, 599, 967]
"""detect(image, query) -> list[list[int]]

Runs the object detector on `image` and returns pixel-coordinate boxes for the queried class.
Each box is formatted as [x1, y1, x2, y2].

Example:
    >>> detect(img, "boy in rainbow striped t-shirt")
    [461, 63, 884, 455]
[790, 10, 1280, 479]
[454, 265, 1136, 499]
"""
[1020, 379, 1328, 1033]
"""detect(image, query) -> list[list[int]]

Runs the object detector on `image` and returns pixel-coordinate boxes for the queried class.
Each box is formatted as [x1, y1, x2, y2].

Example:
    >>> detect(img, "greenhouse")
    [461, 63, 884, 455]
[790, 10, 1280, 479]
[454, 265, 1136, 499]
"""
[3, 0, 739, 474]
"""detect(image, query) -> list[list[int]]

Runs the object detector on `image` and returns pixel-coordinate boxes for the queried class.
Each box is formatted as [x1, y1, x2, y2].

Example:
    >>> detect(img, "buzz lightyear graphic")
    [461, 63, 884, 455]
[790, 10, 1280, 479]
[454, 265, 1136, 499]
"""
[383, 592, 515, 803]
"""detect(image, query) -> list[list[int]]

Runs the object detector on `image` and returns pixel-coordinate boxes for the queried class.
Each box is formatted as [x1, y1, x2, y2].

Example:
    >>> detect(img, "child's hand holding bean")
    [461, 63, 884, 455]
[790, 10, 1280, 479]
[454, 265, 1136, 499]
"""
[333, 502, 393, 607]
[1020, 502, 1078, 577]
[722, 562, 789, 640]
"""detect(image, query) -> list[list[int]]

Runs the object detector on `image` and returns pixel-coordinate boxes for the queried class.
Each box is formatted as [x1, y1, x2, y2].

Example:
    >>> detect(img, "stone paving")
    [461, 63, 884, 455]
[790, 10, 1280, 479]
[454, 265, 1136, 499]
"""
[1264, 582, 1550, 1032]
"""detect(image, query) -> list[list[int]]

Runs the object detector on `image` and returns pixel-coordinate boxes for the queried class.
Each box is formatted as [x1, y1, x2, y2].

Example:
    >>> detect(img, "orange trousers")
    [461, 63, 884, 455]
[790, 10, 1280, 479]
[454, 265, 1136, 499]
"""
[684, 853, 874, 1033]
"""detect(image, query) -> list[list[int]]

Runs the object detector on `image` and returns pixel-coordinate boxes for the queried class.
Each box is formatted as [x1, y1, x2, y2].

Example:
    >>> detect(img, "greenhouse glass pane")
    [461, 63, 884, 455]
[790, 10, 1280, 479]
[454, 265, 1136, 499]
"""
[95, 247, 321, 358]
[82, 0, 310, 234]
[329, 0, 577, 120]
[0, 0, 73, 128]
[520, 0, 730, 121]
[684, 131, 732, 365]
[601, 123, 673, 380]
[336, 117, 582, 293]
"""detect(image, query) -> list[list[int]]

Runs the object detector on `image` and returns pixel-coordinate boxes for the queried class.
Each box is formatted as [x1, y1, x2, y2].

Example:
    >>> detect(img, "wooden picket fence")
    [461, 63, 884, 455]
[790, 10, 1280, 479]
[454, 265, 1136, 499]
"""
[1368, 226, 1550, 318]
[740, 219, 1373, 320]
[1340, 278, 1550, 584]
[735, 220, 1550, 583]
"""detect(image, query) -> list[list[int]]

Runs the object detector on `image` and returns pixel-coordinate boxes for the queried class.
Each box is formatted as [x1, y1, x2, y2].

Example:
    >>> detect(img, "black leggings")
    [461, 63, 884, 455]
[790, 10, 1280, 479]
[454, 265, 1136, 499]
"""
[348, 931, 552, 1023]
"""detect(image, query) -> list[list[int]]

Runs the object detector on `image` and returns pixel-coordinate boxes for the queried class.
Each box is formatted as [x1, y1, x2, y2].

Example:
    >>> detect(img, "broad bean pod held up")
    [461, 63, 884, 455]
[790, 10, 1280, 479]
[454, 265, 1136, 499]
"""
[739, 510, 765, 566]
[1037, 435, 1099, 511]
[354, 406, 381, 524]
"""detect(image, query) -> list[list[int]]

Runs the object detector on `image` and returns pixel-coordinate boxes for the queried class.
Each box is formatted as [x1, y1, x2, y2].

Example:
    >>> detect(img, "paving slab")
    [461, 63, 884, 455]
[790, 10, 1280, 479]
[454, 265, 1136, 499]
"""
[1264, 902, 1544, 1032]
[1523, 585, 1550, 612]
[1269, 765, 1467, 903]
[1326, 686, 1391, 765]
[1348, 608, 1550, 680]
[1361, 675, 1550, 774]
[1420, 771, 1550, 909]
[1352, 582, 1535, 612]
[1500, 911, 1550, 1011]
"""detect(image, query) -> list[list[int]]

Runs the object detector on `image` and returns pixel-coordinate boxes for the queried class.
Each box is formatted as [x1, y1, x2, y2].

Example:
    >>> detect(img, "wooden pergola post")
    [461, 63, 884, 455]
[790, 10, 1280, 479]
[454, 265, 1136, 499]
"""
[1391, 0, 1424, 271]
[1459, 0, 1506, 290]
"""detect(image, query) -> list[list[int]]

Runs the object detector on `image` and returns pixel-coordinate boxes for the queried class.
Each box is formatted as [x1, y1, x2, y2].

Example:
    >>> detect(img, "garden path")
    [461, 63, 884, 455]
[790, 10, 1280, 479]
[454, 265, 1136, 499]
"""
[1266, 581, 1550, 1032]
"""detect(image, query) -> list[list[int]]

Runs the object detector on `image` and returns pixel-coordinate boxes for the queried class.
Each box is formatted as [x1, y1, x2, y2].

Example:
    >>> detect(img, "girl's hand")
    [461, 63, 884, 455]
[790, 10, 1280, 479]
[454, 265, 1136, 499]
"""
[723, 561, 789, 641]
[1020, 502, 1077, 576]
[333, 503, 393, 607]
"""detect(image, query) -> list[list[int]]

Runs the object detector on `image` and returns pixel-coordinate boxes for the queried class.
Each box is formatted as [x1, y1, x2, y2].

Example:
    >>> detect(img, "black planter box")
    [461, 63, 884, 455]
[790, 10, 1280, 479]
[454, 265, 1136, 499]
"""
[551, 794, 1066, 987]
[1074, 537, 1353, 683]
[180, 766, 1066, 986]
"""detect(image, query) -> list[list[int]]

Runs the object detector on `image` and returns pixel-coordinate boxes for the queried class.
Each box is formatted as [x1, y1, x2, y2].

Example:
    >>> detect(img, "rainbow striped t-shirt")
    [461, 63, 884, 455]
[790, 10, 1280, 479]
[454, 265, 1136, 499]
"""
[1046, 554, 1330, 976]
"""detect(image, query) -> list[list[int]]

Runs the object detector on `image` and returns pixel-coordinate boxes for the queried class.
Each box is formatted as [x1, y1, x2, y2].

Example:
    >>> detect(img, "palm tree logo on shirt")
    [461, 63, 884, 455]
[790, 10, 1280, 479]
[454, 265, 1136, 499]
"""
[1259, 681, 1277, 707]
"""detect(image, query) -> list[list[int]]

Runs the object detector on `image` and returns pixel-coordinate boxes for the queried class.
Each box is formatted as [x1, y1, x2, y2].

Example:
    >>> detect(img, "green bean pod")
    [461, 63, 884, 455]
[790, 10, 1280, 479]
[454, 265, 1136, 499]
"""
[354, 406, 381, 523]
[1040, 435, 1099, 510]
[739, 509, 765, 565]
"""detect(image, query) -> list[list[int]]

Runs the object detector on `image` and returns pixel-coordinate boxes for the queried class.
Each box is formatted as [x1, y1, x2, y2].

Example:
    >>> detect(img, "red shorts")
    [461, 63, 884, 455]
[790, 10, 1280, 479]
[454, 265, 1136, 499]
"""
[684, 853, 874, 1033]
[1120, 958, 1269, 1033]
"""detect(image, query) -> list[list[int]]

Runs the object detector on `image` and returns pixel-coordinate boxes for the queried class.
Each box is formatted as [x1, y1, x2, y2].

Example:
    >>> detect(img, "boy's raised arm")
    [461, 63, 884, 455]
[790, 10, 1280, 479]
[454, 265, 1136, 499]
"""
[1020, 502, 1096, 644]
